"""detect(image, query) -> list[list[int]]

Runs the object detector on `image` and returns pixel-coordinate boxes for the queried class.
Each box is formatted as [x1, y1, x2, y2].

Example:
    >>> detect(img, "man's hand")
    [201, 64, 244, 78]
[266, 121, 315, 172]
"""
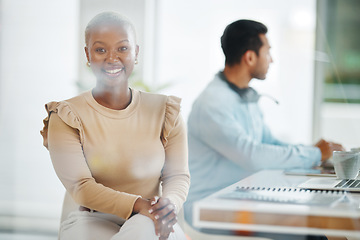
[315, 139, 345, 161]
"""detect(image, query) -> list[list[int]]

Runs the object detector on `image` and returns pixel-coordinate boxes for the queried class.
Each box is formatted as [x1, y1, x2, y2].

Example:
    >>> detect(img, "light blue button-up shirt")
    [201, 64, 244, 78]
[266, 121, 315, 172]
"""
[184, 72, 321, 226]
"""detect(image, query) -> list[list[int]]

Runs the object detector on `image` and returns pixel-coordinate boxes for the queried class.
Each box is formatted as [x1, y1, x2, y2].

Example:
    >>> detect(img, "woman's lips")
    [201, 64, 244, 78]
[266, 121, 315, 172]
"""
[103, 67, 124, 77]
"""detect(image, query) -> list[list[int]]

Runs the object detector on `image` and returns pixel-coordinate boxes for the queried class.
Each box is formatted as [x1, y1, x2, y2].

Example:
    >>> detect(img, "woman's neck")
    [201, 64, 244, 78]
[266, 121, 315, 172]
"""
[92, 84, 132, 110]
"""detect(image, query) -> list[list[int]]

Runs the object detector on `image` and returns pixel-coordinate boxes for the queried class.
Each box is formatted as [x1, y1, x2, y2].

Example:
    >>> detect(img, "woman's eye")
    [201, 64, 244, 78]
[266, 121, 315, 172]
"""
[95, 48, 106, 53]
[119, 46, 128, 51]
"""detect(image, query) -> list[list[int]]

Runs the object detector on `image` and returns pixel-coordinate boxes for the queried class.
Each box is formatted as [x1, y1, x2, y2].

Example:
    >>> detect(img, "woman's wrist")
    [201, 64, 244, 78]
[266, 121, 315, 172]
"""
[133, 197, 150, 214]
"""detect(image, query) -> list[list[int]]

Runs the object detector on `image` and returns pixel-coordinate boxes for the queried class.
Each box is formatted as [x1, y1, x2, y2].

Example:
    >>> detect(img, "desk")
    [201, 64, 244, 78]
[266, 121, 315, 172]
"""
[193, 170, 360, 238]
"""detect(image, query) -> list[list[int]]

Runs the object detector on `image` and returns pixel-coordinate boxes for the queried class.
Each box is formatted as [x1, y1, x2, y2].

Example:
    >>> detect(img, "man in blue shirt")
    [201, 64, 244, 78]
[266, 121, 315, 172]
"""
[184, 19, 343, 239]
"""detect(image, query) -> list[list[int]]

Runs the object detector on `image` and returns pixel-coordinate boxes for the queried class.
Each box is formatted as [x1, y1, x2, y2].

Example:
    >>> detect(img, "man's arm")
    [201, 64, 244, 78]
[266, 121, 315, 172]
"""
[190, 105, 321, 171]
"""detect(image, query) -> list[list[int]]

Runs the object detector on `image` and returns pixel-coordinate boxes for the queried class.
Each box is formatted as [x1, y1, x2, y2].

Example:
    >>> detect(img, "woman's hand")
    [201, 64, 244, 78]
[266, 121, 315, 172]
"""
[133, 197, 152, 218]
[133, 196, 177, 240]
[149, 196, 177, 240]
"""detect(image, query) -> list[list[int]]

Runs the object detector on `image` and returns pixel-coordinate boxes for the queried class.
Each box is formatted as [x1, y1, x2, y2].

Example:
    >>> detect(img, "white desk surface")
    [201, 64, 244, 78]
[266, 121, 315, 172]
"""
[193, 170, 360, 238]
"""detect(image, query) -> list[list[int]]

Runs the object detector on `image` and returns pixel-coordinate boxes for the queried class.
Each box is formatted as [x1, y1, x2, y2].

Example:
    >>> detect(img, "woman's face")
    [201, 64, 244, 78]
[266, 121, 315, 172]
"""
[85, 23, 139, 88]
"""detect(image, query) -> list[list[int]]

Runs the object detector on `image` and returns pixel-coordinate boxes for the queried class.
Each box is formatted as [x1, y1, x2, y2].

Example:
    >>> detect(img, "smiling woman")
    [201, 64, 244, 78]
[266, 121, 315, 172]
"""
[40, 11, 190, 240]
[84, 14, 139, 110]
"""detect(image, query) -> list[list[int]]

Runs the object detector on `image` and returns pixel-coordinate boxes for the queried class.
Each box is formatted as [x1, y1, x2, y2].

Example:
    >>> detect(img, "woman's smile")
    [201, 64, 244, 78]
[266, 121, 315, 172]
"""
[102, 66, 125, 77]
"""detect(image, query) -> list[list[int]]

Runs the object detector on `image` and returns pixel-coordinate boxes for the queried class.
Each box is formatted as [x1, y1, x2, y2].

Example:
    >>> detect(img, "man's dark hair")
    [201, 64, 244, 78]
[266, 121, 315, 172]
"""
[221, 19, 267, 66]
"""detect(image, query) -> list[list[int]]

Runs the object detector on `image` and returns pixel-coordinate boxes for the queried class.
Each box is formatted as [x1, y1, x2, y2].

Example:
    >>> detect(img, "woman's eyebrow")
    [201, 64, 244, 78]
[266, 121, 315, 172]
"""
[92, 39, 129, 46]
[117, 39, 130, 44]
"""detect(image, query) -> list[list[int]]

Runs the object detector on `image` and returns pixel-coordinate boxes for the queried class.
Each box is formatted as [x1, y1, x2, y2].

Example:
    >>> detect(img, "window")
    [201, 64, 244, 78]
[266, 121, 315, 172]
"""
[314, 0, 360, 148]
[321, 0, 360, 103]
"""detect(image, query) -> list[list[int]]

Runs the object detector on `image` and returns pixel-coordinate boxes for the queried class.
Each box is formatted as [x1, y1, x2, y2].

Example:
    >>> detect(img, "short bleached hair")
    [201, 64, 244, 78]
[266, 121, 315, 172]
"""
[85, 11, 137, 46]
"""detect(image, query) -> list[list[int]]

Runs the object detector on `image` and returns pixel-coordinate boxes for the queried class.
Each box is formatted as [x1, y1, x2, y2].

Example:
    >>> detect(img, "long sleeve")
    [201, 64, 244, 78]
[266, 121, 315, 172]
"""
[187, 77, 321, 173]
[193, 103, 321, 171]
[46, 104, 140, 220]
[160, 96, 190, 213]
[261, 123, 289, 146]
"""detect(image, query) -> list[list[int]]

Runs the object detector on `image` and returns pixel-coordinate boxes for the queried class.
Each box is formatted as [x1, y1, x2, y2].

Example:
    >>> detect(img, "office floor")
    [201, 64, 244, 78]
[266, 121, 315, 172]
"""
[0, 232, 57, 240]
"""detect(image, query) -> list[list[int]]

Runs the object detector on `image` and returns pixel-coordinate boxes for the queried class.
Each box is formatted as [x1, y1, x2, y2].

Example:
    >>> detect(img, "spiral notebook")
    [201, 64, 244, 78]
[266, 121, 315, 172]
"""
[219, 186, 348, 205]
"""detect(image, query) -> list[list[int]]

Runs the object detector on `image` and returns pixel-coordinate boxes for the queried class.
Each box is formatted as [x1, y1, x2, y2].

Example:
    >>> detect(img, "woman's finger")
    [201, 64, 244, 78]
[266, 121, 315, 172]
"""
[151, 196, 160, 206]
[153, 203, 175, 222]
[149, 197, 167, 214]
[165, 215, 177, 232]
[158, 220, 173, 240]
[160, 208, 177, 226]
[154, 217, 173, 239]
[149, 198, 175, 217]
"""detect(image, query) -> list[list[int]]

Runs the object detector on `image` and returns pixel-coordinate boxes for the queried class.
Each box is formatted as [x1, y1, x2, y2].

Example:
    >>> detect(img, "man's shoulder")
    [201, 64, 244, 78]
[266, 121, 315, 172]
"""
[188, 78, 245, 128]
[194, 77, 240, 109]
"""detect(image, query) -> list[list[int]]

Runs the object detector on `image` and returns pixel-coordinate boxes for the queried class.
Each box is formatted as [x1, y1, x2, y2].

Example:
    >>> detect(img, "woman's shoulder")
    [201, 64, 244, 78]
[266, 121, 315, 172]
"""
[136, 90, 182, 140]
[63, 90, 89, 106]
[46, 91, 88, 107]
[137, 91, 183, 147]
[45, 91, 89, 122]
[41, 92, 89, 148]
[137, 90, 181, 110]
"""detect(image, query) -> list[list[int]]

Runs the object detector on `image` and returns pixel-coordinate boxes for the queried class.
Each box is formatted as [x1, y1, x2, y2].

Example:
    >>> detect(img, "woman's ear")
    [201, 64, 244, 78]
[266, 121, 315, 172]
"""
[84, 46, 90, 63]
[135, 45, 139, 59]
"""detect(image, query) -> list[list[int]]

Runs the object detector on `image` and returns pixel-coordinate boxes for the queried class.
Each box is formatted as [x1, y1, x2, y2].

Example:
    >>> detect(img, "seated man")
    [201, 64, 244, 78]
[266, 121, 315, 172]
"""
[184, 19, 343, 238]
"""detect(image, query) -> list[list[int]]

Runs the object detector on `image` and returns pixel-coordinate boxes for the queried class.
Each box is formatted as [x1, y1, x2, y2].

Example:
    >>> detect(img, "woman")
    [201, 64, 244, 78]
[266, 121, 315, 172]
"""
[40, 12, 190, 240]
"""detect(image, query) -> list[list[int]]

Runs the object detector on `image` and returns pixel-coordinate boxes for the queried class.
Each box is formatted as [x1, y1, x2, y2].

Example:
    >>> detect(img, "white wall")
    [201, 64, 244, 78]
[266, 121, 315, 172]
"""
[155, 0, 317, 145]
[0, 0, 79, 233]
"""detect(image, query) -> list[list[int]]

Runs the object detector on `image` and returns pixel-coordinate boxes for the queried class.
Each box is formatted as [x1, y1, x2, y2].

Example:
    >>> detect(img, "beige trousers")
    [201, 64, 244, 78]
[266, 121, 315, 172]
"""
[59, 211, 187, 240]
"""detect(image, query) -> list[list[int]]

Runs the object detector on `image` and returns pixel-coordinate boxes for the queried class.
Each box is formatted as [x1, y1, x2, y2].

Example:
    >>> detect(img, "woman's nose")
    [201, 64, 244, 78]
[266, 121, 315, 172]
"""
[107, 51, 119, 63]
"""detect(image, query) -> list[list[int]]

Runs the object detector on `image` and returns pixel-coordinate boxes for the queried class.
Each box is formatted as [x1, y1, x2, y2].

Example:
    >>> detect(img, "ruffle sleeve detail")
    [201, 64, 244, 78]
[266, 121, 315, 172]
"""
[40, 101, 84, 149]
[161, 96, 182, 147]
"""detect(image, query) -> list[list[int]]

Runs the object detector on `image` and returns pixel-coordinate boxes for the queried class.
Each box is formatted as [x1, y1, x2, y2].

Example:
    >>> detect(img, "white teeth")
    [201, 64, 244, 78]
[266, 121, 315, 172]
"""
[105, 68, 123, 74]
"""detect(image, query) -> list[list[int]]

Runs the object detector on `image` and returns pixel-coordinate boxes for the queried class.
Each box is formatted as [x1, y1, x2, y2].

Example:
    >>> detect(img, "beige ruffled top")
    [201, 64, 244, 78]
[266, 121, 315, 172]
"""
[41, 89, 190, 219]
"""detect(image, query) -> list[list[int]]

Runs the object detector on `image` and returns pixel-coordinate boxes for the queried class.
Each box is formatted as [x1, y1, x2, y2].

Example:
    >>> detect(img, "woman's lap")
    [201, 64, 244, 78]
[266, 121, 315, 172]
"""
[59, 211, 186, 240]
[59, 211, 122, 240]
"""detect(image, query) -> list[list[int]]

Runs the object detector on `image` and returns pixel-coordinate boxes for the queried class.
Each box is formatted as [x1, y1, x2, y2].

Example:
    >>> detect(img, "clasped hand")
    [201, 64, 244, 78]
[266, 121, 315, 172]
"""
[133, 196, 177, 240]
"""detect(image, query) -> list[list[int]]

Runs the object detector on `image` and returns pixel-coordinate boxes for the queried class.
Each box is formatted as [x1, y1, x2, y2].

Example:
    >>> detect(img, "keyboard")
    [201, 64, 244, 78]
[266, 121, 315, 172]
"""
[335, 179, 360, 189]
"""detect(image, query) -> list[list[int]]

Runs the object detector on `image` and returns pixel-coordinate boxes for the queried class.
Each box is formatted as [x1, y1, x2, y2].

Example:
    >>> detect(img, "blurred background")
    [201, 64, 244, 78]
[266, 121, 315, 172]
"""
[0, 0, 359, 239]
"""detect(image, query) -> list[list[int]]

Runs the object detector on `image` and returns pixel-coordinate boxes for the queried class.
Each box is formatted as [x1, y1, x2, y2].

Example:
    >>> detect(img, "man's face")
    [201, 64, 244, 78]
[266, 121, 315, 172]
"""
[251, 34, 273, 80]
